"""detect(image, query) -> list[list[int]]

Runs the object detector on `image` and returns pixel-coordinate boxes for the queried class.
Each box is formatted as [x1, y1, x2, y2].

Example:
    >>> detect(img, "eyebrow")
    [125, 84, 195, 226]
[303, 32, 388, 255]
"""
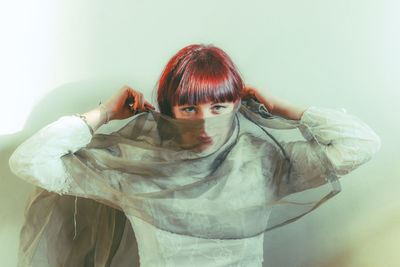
[178, 102, 229, 107]
[211, 102, 229, 105]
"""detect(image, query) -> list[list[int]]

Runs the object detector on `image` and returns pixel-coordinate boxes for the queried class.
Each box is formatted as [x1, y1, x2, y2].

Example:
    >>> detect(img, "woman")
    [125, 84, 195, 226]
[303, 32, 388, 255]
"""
[9, 44, 380, 266]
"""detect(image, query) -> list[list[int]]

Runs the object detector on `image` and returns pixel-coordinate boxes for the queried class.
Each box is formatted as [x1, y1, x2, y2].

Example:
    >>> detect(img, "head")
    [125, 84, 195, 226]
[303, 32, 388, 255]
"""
[156, 44, 244, 152]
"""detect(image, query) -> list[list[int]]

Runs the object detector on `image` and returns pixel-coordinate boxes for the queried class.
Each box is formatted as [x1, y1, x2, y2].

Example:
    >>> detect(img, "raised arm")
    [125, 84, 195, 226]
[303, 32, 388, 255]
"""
[9, 115, 96, 193]
[243, 85, 381, 197]
[241, 84, 307, 120]
[9, 85, 154, 195]
[278, 106, 381, 196]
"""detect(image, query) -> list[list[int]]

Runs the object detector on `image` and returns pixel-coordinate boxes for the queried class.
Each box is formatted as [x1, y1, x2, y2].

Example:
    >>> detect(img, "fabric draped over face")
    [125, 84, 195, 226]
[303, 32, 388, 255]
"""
[60, 99, 340, 240]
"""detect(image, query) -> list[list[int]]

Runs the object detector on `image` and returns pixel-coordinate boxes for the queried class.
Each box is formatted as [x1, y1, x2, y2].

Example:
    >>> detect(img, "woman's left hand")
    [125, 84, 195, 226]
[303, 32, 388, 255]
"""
[242, 84, 307, 120]
[241, 85, 278, 112]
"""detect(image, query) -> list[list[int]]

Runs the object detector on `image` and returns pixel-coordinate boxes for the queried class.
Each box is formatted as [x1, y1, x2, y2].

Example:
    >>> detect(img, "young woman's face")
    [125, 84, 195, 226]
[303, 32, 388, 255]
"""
[171, 101, 238, 152]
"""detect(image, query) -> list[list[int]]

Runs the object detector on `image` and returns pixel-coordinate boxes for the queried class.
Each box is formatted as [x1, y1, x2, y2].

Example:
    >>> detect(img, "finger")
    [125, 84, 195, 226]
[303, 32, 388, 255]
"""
[122, 85, 133, 92]
[144, 101, 155, 110]
[136, 93, 142, 111]
[132, 93, 142, 114]
[243, 88, 256, 99]
[132, 92, 138, 111]
[241, 90, 251, 99]
[137, 93, 146, 112]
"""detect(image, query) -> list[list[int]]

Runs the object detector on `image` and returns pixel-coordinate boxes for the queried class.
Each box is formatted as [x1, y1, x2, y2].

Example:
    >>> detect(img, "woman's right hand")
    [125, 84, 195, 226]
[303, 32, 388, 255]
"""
[102, 85, 155, 121]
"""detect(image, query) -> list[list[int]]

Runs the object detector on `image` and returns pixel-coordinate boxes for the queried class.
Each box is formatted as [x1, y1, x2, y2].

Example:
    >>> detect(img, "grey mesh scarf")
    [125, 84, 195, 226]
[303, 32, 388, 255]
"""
[60, 99, 340, 239]
[17, 99, 342, 267]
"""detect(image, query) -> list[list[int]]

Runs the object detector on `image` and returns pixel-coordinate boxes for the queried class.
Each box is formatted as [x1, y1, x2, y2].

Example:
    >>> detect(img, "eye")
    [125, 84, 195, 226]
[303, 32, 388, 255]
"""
[181, 106, 196, 113]
[212, 105, 227, 112]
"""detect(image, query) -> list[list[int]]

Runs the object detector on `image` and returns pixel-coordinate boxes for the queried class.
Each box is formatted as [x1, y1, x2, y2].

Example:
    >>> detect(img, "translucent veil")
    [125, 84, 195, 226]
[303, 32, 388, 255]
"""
[59, 99, 340, 239]
[17, 99, 346, 266]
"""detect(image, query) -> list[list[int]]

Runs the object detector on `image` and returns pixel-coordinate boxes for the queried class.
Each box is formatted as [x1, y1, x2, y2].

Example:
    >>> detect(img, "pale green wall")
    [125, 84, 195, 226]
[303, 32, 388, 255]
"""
[1, 0, 399, 266]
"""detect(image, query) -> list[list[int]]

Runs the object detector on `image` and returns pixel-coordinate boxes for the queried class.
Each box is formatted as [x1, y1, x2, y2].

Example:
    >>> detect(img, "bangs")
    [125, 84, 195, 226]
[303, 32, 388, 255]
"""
[172, 57, 242, 106]
[157, 44, 244, 116]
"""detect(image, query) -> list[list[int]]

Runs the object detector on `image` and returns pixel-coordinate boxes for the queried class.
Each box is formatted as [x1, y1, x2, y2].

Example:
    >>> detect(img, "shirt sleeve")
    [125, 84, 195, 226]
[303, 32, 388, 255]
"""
[9, 115, 93, 194]
[276, 106, 381, 197]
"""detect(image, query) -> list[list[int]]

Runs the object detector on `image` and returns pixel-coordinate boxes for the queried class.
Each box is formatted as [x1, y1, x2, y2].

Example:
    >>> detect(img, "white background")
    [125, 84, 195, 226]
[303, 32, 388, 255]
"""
[1, 0, 399, 266]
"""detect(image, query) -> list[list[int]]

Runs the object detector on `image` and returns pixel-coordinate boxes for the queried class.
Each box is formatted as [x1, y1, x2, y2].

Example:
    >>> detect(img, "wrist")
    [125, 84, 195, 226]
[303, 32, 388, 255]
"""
[82, 107, 106, 133]
[254, 91, 275, 113]
[98, 104, 111, 124]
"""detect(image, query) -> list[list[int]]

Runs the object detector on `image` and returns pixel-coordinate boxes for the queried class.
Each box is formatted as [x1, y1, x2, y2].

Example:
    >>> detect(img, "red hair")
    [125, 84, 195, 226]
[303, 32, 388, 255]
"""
[156, 44, 244, 117]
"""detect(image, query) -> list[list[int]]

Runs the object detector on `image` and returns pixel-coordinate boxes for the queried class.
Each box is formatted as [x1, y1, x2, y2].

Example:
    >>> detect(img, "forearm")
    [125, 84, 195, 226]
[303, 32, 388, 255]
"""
[279, 106, 381, 195]
[270, 100, 307, 120]
[298, 106, 381, 175]
[9, 116, 93, 193]
[82, 105, 109, 133]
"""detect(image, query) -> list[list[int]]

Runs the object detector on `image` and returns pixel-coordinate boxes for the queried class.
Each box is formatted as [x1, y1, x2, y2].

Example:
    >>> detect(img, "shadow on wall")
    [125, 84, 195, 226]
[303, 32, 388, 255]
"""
[1, 80, 113, 222]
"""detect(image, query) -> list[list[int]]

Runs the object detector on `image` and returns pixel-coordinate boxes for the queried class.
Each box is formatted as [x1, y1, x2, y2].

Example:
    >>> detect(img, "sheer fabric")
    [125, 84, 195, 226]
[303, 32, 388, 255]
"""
[9, 100, 381, 266]
[17, 187, 137, 267]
